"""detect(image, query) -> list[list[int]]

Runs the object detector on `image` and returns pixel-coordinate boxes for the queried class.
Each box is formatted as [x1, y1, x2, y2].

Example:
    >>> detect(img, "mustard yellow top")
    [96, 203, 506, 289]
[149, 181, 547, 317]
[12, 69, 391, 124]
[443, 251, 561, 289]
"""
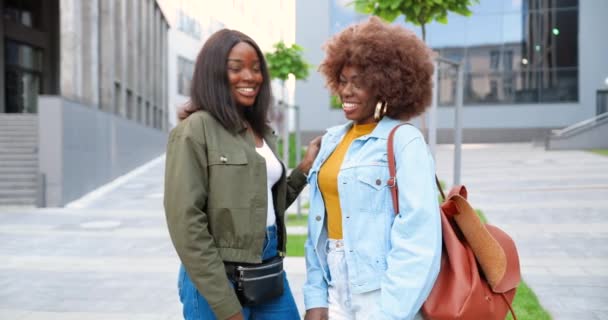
[318, 122, 377, 239]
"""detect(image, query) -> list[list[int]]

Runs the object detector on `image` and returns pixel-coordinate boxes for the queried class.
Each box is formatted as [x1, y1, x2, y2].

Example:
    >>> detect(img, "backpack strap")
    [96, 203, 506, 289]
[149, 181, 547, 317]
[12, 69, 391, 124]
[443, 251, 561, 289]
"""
[501, 293, 517, 320]
[387, 123, 445, 215]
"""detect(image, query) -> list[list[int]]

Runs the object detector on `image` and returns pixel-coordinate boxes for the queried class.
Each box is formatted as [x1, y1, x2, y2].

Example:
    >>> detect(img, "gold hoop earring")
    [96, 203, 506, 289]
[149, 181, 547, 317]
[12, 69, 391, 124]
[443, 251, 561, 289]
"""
[374, 101, 387, 121]
[374, 101, 384, 121]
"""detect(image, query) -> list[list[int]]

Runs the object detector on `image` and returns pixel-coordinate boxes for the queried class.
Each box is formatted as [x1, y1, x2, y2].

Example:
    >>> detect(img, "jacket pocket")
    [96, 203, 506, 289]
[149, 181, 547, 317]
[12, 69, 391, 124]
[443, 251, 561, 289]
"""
[206, 148, 251, 209]
[353, 166, 390, 214]
[207, 148, 248, 166]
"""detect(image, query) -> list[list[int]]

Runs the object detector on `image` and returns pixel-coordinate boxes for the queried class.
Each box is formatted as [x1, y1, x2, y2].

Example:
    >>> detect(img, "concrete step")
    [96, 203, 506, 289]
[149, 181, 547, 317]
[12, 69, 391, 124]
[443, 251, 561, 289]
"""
[0, 119, 37, 125]
[0, 159, 38, 167]
[0, 173, 37, 182]
[0, 142, 38, 150]
[0, 119, 37, 124]
[0, 135, 38, 141]
[0, 197, 36, 206]
[0, 166, 37, 174]
[0, 113, 37, 119]
[0, 141, 38, 149]
[0, 153, 38, 161]
[0, 180, 37, 189]
[0, 118, 37, 124]
[0, 131, 38, 138]
[0, 146, 37, 154]
[0, 122, 37, 127]
[0, 188, 36, 198]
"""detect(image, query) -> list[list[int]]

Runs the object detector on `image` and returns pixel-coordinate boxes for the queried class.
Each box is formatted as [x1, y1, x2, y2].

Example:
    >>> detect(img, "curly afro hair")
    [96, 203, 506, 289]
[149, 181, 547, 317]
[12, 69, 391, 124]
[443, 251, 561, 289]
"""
[319, 16, 434, 121]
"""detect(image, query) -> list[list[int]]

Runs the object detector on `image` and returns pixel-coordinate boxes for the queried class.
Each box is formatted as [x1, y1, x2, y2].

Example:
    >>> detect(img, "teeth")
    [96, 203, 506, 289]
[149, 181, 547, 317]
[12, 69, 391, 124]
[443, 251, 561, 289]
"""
[342, 103, 357, 109]
[237, 88, 255, 93]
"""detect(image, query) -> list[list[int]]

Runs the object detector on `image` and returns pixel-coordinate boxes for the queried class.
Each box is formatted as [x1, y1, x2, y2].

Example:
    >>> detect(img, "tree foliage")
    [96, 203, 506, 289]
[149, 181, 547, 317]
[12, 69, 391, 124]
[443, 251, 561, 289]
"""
[352, 0, 478, 40]
[265, 41, 310, 82]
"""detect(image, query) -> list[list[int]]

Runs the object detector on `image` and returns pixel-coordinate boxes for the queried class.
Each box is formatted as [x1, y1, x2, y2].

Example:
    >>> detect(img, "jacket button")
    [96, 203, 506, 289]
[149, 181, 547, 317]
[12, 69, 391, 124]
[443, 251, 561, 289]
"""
[315, 216, 321, 221]
[375, 179, 381, 186]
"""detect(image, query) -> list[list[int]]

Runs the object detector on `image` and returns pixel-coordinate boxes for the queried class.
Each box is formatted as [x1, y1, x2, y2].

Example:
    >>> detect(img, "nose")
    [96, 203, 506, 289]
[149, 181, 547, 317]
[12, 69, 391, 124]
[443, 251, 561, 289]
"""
[242, 68, 254, 81]
[341, 82, 353, 98]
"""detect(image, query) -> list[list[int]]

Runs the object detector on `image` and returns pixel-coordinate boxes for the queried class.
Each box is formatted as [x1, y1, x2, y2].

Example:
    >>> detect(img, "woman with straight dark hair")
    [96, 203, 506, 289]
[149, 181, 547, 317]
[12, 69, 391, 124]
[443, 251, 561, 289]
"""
[164, 29, 320, 320]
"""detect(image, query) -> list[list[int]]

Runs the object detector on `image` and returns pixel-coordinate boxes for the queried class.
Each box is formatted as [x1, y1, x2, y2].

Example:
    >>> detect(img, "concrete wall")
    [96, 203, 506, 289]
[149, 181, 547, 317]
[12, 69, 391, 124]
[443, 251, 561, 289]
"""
[295, 0, 608, 143]
[38, 96, 168, 207]
[547, 120, 608, 150]
[60, 0, 169, 130]
[167, 28, 201, 128]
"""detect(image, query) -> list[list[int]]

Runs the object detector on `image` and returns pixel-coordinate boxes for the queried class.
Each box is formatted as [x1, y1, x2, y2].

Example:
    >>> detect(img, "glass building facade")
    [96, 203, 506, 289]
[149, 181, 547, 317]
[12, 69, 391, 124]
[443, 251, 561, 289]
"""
[329, 0, 579, 106]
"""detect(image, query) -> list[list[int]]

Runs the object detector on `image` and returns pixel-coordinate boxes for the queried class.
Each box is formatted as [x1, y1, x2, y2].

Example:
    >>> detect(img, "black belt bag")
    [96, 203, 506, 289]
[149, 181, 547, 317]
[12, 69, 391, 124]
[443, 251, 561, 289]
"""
[225, 256, 284, 306]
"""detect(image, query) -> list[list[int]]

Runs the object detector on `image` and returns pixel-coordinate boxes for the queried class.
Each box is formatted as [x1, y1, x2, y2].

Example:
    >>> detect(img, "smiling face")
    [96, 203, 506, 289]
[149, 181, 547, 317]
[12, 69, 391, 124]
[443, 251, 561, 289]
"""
[227, 42, 263, 108]
[338, 65, 376, 124]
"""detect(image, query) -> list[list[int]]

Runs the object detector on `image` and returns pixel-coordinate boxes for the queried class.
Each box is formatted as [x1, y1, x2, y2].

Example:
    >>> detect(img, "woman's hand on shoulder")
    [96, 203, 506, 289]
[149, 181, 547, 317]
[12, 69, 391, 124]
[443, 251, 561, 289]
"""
[304, 307, 328, 320]
[297, 136, 322, 175]
[177, 104, 199, 122]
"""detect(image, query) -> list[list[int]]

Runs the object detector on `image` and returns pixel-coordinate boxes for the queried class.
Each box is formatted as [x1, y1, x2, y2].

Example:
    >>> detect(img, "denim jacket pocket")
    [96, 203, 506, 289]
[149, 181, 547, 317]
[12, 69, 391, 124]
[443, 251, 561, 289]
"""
[353, 166, 390, 213]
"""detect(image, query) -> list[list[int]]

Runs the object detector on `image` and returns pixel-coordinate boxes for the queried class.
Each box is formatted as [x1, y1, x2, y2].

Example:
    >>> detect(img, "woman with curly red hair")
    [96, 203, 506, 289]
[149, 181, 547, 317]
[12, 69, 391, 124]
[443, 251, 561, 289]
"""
[303, 17, 442, 320]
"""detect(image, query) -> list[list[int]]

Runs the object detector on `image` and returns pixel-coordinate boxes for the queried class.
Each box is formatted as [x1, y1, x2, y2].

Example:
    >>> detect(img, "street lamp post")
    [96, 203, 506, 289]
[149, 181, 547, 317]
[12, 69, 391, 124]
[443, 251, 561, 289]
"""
[430, 56, 464, 187]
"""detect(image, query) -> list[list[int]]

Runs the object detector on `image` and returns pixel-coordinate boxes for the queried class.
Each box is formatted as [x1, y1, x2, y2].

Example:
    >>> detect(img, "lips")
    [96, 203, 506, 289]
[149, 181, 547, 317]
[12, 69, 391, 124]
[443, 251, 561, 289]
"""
[236, 87, 258, 97]
[342, 102, 360, 112]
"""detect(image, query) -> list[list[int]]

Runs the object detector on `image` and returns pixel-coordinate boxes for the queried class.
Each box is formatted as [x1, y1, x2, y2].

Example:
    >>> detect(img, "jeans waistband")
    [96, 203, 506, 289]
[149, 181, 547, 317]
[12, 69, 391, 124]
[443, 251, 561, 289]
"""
[266, 224, 277, 237]
[327, 239, 345, 253]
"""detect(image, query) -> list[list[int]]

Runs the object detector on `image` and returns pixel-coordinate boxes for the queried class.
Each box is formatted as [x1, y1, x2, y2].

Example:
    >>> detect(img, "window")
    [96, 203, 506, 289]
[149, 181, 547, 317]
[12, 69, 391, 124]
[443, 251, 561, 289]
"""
[3, 0, 40, 29]
[145, 102, 151, 126]
[503, 50, 513, 71]
[137, 97, 143, 123]
[431, 0, 579, 105]
[126, 90, 133, 119]
[490, 51, 500, 70]
[177, 10, 201, 40]
[177, 56, 195, 96]
[4, 40, 43, 113]
[114, 83, 121, 115]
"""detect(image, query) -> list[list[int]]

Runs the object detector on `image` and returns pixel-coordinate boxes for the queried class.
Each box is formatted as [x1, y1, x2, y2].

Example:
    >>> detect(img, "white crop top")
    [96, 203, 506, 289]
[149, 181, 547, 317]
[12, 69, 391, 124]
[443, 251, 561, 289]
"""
[255, 139, 283, 227]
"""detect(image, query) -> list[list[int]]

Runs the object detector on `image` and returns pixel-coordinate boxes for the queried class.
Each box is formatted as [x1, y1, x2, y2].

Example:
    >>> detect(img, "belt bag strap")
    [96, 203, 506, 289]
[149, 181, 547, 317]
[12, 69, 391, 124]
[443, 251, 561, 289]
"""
[225, 256, 284, 306]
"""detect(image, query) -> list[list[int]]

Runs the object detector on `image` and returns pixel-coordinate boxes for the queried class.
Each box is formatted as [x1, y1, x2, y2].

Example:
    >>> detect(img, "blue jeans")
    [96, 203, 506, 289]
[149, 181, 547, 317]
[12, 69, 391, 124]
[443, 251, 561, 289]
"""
[178, 225, 300, 319]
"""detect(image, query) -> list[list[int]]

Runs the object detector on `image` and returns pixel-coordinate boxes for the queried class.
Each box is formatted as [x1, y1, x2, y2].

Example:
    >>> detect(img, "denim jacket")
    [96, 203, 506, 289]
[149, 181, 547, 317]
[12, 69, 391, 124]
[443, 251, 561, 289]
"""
[303, 117, 442, 320]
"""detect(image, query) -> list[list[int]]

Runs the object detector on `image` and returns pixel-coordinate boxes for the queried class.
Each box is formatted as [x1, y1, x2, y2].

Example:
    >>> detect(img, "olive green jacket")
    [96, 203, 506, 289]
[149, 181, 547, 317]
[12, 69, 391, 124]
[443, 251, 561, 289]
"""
[163, 111, 307, 319]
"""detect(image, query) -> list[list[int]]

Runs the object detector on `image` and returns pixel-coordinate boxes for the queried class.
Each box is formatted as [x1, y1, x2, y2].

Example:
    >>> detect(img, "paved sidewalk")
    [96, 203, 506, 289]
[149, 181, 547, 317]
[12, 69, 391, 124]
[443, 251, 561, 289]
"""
[0, 158, 308, 320]
[1, 143, 606, 319]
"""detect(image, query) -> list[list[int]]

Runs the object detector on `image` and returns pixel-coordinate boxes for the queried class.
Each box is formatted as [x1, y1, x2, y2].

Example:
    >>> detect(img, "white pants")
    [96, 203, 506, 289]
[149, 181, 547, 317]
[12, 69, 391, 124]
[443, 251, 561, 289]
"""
[326, 239, 424, 320]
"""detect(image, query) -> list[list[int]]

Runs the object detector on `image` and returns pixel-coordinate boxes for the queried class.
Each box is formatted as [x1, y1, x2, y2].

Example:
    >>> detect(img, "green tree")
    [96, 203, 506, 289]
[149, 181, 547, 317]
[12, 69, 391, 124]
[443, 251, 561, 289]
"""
[352, 0, 477, 137]
[264, 41, 310, 106]
[353, 0, 478, 41]
[265, 41, 310, 163]
[265, 41, 310, 85]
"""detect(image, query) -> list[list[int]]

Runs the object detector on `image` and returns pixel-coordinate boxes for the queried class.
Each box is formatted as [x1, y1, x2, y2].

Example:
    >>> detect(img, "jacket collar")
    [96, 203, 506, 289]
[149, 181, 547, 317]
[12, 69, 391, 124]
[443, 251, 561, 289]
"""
[326, 116, 404, 140]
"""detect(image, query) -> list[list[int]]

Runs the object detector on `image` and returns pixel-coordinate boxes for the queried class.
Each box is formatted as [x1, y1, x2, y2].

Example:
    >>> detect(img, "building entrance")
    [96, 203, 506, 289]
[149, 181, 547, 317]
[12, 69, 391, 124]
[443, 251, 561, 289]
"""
[598, 90, 608, 116]
[4, 40, 42, 113]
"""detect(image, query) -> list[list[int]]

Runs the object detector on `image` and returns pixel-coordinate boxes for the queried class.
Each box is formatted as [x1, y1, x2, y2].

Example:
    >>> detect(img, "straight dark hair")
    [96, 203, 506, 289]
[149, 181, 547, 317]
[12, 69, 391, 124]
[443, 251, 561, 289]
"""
[188, 29, 272, 135]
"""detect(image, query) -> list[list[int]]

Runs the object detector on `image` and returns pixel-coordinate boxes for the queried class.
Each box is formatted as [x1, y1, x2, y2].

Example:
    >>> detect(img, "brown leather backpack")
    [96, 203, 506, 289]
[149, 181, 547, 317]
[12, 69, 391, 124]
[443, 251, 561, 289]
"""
[387, 124, 521, 320]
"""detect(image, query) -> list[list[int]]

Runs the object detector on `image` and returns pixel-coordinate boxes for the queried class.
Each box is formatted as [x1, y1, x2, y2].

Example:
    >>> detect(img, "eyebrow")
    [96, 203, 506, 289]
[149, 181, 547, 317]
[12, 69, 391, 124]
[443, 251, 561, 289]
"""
[340, 73, 359, 79]
[227, 58, 260, 63]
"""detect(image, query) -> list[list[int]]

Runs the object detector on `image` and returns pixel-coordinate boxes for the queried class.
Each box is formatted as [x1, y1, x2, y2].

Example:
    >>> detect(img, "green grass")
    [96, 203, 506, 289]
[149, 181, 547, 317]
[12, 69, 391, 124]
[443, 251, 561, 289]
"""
[286, 234, 307, 257]
[591, 149, 608, 156]
[507, 281, 552, 320]
[286, 213, 308, 227]
[476, 209, 488, 223]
